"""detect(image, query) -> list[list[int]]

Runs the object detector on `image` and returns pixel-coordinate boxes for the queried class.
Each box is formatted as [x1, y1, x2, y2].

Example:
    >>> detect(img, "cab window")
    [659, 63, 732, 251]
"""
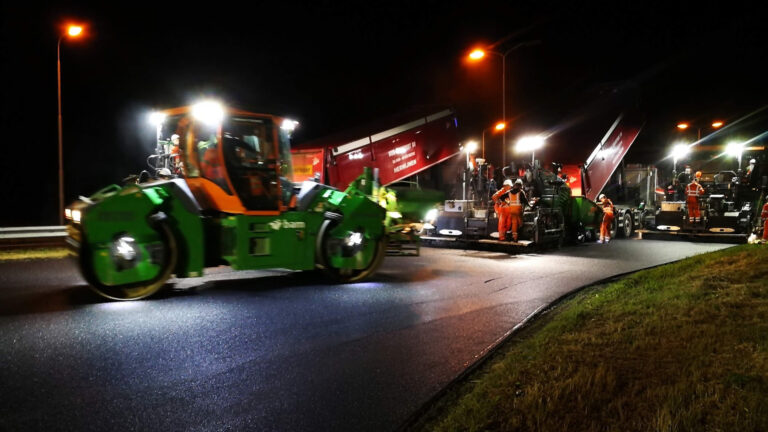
[222, 118, 280, 211]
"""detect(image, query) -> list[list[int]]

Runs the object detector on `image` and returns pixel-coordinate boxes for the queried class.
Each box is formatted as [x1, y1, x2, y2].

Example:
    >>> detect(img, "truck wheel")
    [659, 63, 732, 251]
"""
[83, 223, 177, 301]
[317, 219, 386, 283]
[622, 212, 634, 238]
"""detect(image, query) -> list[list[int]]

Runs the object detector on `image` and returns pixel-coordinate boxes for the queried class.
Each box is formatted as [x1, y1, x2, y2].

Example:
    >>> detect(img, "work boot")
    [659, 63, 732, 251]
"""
[605, 238, 610, 243]
[596, 239, 604, 244]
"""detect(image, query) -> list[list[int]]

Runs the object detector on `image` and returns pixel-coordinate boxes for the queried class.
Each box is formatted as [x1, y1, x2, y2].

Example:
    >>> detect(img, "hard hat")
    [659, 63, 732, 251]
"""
[695, 171, 702, 178]
[171, 134, 180, 143]
[514, 179, 523, 186]
[503, 179, 513, 186]
[750, 159, 756, 164]
[598, 194, 606, 200]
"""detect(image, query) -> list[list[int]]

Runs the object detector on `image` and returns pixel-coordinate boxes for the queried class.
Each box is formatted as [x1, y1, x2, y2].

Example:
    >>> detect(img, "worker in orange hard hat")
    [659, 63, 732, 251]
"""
[686, 171, 705, 223]
[492, 179, 513, 241]
[597, 194, 614, 243]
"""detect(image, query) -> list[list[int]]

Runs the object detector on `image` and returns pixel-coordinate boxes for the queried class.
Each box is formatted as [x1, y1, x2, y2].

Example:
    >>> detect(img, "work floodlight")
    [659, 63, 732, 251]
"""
[191, 101, 224, 126]
[148, 111, 166, 126]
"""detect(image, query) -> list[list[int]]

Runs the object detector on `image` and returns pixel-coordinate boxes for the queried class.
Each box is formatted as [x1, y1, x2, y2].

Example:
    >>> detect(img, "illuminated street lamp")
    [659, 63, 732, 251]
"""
[57, 23, 85, 225]
[676, 120, 724, 141]
[725, 141, 745, 171]
[462, 141, 478, 200]
[515, 135, 545, 165]
[467, 40, 539, 168]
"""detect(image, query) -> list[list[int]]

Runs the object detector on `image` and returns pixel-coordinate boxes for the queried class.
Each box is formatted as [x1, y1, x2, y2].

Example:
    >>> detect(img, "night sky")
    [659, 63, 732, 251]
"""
[2, 1, 766, 226]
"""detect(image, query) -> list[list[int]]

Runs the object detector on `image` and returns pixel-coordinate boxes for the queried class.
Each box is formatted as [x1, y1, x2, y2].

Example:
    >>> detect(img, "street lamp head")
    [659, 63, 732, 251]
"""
[468, 49, 485, 61]
[711, 121, 724, 129]
[676, 122, 689, 130]
[494, 122, 506, 131]
[67, 25, 83, 37]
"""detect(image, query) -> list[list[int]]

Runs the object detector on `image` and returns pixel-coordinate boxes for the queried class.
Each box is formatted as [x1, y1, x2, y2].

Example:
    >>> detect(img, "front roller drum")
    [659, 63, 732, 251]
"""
[316, 219, 386, 283]
[81, 223, 178, 301]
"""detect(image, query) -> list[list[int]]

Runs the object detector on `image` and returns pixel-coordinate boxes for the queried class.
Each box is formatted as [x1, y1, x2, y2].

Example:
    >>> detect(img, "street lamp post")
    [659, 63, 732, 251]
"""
[481, 121, 505, 159]
[57, 24, 84, 225]
[468, 41, 539, 169]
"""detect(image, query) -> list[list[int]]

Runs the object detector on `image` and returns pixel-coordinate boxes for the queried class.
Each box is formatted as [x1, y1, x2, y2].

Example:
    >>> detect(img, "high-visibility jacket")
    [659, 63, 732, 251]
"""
[686, 181, 704, 198]
[492, 187, 512, 207]
[600, 198, 614, 215]
[762, 202, 768, 219]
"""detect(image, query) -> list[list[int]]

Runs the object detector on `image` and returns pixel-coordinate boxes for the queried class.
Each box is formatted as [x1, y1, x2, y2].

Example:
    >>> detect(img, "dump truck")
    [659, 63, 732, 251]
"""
[65, 102, 399, 300]
[290, 107, 460, 255]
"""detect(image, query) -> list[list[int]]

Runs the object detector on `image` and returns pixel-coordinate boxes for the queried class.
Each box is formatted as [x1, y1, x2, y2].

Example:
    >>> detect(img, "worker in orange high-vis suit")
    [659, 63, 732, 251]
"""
[686, 172, 706, 223]
[507, 179, 529, 242]
[597, 194, 614, 243]
[761, 201, 768, 241]
[492, 179, 513, 241]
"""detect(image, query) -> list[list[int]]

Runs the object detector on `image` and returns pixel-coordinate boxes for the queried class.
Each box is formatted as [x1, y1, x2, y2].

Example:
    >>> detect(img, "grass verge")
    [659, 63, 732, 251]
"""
[409, 244, 768, 432]
[0, 247, 70, 261]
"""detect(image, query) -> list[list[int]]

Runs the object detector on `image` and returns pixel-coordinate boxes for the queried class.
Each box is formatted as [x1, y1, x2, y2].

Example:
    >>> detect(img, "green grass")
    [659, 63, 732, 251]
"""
[0, 247, 71, 261]
[410, 245, 768, 432]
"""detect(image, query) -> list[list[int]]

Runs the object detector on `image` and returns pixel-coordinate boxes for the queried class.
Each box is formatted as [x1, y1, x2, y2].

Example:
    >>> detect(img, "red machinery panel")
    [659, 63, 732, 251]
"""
[583, 110, 644, 201]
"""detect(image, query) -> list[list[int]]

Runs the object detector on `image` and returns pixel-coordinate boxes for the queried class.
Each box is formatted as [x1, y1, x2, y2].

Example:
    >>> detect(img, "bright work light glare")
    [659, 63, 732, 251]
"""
[464, 141, 478, 153]
[515, 135, 545, 153]
[191, 101, 224, 126]
[149, 111, 166, 126]
[281, 119, 299, 131]
[670, 143, 690, 160]
[725, 141, 744, 157]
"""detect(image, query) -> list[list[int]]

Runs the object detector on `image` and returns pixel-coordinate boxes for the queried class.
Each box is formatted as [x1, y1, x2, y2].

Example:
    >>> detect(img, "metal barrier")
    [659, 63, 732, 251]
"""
[0, 226, 67, 249]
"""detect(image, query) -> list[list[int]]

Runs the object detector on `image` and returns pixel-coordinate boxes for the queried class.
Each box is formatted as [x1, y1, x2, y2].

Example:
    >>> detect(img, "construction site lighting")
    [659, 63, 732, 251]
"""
[281, 119, 300, 131]
[148, 111, 166, 126]
[712, 121, 724, 128]
[515, 135, 545, 153]
[191, 101, 224, 126]
[725, 141, 744, 157]
[494, 122, 506, 131]
[465, 141, 479, 153]
[670, 143, 690, 161]
[676, 122, 689, 130]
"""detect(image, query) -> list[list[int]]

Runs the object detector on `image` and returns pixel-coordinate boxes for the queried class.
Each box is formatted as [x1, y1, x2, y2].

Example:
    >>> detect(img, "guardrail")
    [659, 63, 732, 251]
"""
[0, 226, 67, 249]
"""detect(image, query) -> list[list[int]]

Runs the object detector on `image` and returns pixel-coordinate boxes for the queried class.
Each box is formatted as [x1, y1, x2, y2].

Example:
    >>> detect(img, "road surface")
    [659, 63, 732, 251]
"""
[0, 239, 730, 431]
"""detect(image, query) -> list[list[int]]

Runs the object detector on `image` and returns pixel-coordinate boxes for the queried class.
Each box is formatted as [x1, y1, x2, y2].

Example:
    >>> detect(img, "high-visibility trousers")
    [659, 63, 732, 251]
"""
[763, 219, 768, 240]
[509, 205, 523, 241]
[687, 197, 701, 221]
[600, 212, 614, 241]
[497, 206, 512, 241]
